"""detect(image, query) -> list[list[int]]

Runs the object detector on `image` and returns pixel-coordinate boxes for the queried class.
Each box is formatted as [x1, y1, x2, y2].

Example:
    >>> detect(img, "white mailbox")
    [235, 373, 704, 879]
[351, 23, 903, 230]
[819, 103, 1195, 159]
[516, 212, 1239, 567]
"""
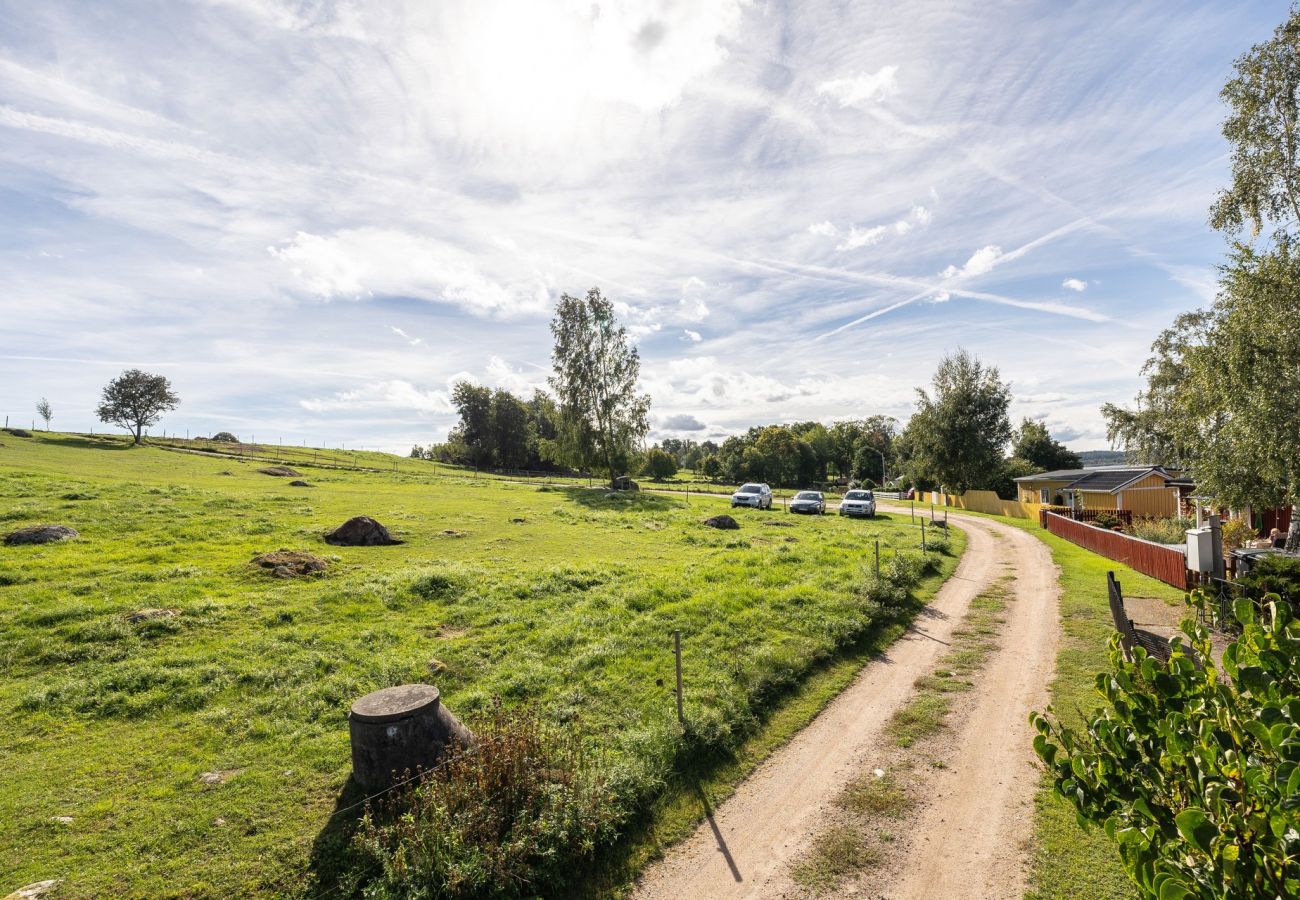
[1186, 527, 1216, 573]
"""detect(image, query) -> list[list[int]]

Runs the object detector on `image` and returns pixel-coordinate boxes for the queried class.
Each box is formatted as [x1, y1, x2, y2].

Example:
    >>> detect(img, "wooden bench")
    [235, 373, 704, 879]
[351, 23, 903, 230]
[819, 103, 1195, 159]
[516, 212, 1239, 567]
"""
[1107, 571, 1173, 663]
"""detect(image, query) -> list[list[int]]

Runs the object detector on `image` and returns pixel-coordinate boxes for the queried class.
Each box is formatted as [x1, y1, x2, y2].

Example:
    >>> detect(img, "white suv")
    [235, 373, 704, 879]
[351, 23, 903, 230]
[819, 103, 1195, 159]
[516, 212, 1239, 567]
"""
[838, 489, 876, 518]
[730, 482, 773, 509]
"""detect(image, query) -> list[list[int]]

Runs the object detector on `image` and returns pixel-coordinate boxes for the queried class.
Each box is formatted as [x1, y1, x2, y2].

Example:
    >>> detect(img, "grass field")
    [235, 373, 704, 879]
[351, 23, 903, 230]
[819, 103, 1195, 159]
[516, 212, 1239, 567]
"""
[0, 432, 959, 898]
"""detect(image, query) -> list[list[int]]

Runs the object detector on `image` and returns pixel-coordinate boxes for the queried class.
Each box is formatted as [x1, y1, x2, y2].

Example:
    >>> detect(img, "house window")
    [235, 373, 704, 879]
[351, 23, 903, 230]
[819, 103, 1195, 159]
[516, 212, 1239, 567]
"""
[1040, 489, 1050, 504]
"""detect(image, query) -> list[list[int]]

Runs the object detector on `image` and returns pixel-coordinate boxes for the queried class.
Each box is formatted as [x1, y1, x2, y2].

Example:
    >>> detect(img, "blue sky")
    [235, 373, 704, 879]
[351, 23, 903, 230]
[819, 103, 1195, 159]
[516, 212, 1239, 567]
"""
[0, 0, 1286, 452]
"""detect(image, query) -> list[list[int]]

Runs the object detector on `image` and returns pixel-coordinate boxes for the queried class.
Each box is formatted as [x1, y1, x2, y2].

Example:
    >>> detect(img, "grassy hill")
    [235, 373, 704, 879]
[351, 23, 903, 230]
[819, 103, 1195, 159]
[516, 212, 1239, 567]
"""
[0, 432, 960, 897]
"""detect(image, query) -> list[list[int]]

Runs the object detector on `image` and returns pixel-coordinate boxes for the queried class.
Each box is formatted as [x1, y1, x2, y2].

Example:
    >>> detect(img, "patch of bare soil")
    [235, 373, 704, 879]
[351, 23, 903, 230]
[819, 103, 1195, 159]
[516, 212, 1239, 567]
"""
[251, 550, 329, 577]
[631, 512, 1061, 900]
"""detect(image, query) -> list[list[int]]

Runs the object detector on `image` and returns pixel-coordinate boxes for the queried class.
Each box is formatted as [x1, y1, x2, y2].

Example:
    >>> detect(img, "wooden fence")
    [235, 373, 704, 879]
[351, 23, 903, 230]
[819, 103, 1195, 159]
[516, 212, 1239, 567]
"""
[930, 489, 1044, 521]
[1040, 511, 1188, 588]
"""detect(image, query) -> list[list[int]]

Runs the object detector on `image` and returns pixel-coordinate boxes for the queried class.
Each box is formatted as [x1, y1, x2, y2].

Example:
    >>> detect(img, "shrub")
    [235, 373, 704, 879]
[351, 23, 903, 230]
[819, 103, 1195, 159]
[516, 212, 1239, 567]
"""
[1220, 517, 1257, 552]
[1239, 553, 1300, 603]
[352, 704, 620, 899]
[210, 431, 238, 442]
[1128, 516, 1193, 545]
[1031, 593, 1300, 899]
[1092, 512, 1123, 530]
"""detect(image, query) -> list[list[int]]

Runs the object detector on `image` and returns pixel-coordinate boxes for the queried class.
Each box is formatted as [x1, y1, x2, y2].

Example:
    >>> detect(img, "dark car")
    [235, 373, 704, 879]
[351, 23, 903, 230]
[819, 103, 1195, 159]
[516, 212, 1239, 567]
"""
[789, 490, 826, 515]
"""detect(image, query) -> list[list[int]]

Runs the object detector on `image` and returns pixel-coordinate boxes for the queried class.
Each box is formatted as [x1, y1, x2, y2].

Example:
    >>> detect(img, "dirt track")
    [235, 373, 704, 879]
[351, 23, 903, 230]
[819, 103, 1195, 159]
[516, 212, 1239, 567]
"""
[631, 510, 1060, 900]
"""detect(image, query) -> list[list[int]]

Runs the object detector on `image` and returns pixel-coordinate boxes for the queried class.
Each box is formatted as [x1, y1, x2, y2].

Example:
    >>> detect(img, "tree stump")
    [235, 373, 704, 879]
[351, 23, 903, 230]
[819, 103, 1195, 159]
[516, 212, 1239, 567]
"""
[348, 684, 473, 793]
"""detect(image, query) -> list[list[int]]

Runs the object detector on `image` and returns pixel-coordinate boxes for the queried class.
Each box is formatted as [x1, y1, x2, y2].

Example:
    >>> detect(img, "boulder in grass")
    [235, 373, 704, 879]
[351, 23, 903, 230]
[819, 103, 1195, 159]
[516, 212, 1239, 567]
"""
[251, 550, 329, 577]
[325, 516, 402, 546]
[4, 525, 78, 546]
[258, 465, 302, 477]
[288, 480, 311, 487]
[702, 514, 740, 530]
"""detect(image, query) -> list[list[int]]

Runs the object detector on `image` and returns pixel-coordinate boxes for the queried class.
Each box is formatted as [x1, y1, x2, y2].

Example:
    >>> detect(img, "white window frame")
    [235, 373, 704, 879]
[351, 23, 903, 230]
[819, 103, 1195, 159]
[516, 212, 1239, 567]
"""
[1040, 488, 1050, 504]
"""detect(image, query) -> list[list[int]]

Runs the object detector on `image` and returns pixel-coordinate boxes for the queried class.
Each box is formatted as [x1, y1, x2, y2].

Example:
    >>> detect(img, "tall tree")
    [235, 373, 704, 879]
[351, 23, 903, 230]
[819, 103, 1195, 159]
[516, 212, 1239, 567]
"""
[95, 369, 179, 444]
[449, 381, 495, 467]
[35, 397, 52, 430]
[904, 349, 1012, 493]
[1107, 10, 1300, 550]
[490, 389, 533, 469]
[1011, 418, 1082, 471]
[548, 288, 651, 487]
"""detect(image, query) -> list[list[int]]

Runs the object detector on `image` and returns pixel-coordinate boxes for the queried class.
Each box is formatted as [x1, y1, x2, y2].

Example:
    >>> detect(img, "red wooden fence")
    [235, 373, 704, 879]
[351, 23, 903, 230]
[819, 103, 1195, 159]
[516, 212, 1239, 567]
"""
[1040, 510, 1188, 588]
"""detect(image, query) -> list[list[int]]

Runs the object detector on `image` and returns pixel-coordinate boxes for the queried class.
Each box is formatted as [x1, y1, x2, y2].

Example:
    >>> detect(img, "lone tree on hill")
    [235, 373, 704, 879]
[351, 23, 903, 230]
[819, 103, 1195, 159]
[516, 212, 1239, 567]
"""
[548, 287, 651, 488]
[1104, 9, 1300, 551]
[902, 349, 1012, 494]
[35, 397, 52, 430]
[95, 369, 179, 445]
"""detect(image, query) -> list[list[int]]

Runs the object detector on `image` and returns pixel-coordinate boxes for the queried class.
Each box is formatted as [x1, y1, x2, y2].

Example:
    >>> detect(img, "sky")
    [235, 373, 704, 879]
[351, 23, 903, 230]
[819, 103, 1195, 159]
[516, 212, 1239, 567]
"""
[0, 0, 1287, 453]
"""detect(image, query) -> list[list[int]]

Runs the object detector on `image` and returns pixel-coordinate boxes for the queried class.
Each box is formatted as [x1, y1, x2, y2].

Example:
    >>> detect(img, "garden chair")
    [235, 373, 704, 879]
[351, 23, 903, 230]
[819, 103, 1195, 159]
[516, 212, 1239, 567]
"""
[1107, 571, 1173, 664]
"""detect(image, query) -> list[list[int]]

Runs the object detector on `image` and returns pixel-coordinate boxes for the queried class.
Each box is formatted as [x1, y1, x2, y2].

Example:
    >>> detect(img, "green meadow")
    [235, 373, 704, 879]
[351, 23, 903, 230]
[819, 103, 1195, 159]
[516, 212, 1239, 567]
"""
[0, 432, 958, 897]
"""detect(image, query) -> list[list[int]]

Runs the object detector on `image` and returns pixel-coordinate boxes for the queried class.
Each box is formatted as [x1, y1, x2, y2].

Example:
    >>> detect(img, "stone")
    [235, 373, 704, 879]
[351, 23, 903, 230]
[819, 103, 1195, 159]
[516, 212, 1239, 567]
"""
[288, 480, 311, 487]
[4, 881, 61, 900]
[251, 550, 328, 577]
[50, 816, 74, 825]
[4, 525, 78, 546]
[325, 517, 401, 546]
[349, 684, 474, 792]
[702, 514, 740, 530]
[257, 465, 302, 477]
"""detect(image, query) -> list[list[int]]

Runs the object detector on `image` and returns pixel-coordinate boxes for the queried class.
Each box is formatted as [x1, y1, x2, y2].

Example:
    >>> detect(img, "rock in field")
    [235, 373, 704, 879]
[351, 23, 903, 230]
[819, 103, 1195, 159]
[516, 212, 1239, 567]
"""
[702, 514, 740, 530]
[288, 480, 311, 487]
[4, 525, 78, 546]
[257, 465, 302, 477]
[325, 516, 401, 546]
[4, 881, 62, 900]
[251, 550, 329, 577]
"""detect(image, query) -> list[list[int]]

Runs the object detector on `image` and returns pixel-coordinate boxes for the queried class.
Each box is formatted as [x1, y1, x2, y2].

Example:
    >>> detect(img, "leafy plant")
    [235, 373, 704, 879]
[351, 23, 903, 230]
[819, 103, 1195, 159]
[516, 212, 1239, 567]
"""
[1092, 512, 1123, 530]
[1221, 517, 1257, 552]
[1031, 592, 1300, 899]
[352, 704, 620, 899]
[1128, 516, 1193, 545]
[1239, 554, 1300, 603]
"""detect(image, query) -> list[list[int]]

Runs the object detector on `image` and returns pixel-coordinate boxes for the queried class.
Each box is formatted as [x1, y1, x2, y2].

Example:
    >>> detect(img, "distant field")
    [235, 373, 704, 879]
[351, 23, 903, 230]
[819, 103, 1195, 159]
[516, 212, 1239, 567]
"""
[0, 432, 957, 897]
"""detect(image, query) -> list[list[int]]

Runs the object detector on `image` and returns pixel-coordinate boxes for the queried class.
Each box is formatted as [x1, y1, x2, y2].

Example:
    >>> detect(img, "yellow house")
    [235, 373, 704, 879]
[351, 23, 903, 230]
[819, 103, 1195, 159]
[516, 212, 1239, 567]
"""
[1014, 465, 1187, 518]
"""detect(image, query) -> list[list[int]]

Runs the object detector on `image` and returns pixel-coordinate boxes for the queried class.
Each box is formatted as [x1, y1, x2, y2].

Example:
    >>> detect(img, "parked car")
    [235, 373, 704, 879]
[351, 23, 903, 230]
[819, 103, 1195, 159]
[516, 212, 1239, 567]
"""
[789, 490, 826, 515]
[839, 489, 876, 518]
[730, 482, 773, 509]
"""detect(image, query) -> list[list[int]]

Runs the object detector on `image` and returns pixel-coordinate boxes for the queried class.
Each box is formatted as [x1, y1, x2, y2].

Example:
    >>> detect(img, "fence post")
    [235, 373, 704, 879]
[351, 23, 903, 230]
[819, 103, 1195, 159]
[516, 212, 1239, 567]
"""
[874, 539, 880, 579]
[911, 502, 915, 523]
[921, 520, 927, 551]
[673, 630, 684, 726]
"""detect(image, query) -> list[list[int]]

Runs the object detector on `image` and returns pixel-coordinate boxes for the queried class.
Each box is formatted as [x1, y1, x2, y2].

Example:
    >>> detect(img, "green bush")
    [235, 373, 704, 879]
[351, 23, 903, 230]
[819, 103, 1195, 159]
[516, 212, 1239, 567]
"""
[1127, 516, 1194, 545]
[1239, 553, 1300, 603]
[353, 704, 620, 899]
[1031, 593, 1300, 899]
[1092, 512, 1123, 530]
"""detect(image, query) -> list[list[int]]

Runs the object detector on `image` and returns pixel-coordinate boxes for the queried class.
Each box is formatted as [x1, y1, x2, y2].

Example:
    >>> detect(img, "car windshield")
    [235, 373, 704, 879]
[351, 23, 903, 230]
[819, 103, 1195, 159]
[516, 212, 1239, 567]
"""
[795, 492, 821, 500]
[845, 490, 871, 500]
[739, 484, 762, 493]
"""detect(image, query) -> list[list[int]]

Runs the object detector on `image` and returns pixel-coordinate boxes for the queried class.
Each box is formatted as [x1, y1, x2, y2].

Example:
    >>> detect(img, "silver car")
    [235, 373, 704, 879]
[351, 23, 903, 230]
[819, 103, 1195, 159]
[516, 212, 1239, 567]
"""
[838, 489, 876, 518]
[789, 490, 826, 515]
[730, 482, 773, 509]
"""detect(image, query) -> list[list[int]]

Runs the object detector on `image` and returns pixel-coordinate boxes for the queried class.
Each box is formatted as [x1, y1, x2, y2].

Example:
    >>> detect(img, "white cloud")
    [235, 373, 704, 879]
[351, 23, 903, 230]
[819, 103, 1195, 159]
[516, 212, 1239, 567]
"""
[269, 229, 550, 317]
[931, 291, 950, 303]
[1062, 277, 1087, 292]
[836, 225, 887, 251]
[484, 355, 546, 395]
[941, 244, 1004, 279]
[808, 221, 838, 237]
[300, 379, 451, 413]
[682, 329, 703, 342]
[816, 65, 899, 107]
[389, 325, 422, 345]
